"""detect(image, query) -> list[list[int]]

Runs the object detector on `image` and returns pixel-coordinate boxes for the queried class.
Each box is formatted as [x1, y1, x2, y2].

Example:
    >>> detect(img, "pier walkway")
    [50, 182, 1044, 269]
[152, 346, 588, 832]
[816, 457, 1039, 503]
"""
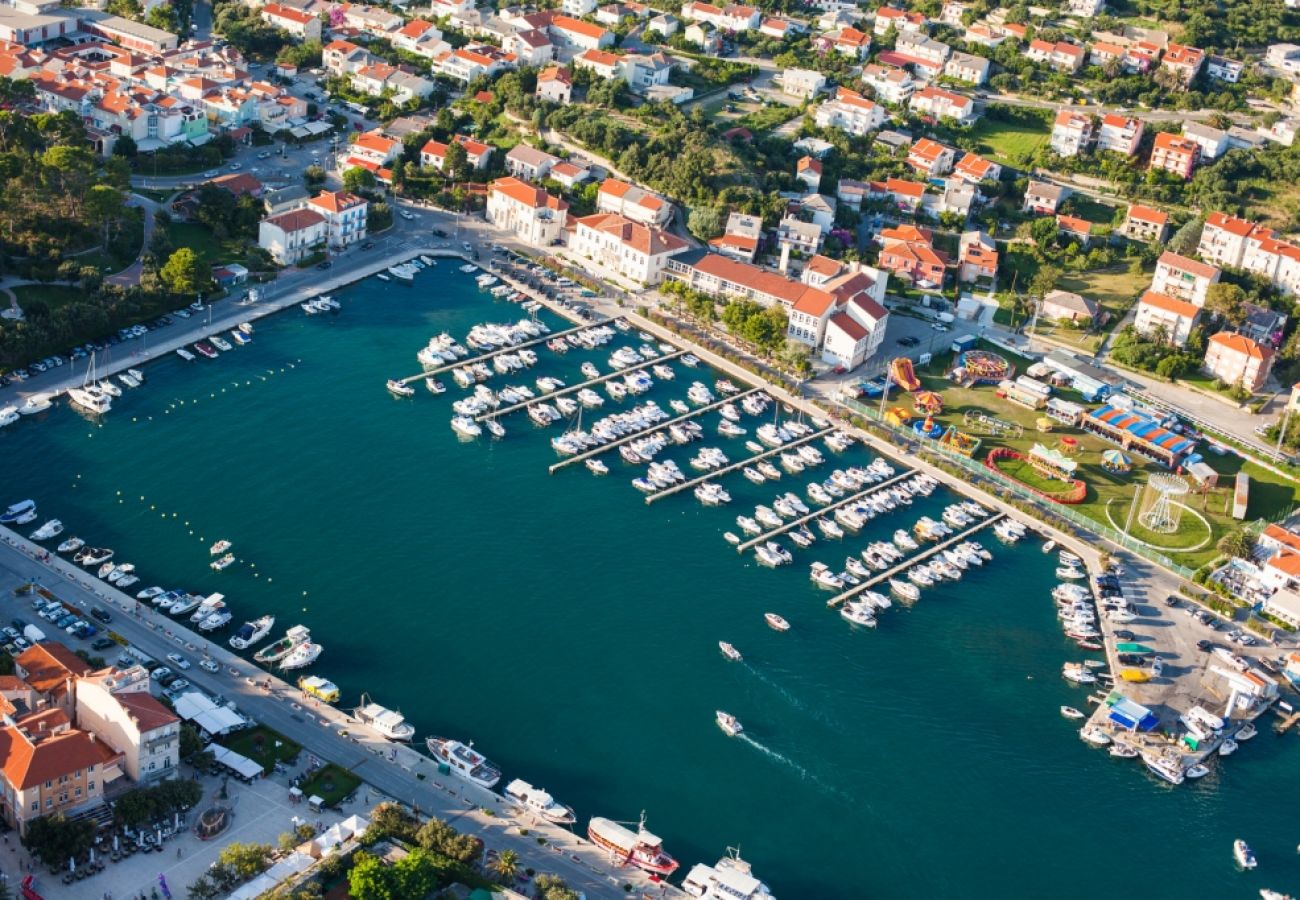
[735, 467, 919, 553]
[646, 427, 834, 505]
[548, 387, 762, 473]
[399, 320, 597, 382]
[825, 514, 1005, 607]
[473, 350, 687, 421]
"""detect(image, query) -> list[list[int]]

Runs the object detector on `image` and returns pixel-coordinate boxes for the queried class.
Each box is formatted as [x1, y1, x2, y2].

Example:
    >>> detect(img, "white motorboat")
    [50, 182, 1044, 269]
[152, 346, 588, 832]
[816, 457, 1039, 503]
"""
[485, 419, 506, 438]
[230, 615, 276, 650]
[30, 520, 63, 541]
[586, 459, 609, 475]
[425, 377, 446, 394]
[355, 695, 415, 741]
[1234, 839, 1257, 869]
[280, 641, 322, 670]
[840, 601, 876, 627]
[96, 380, 121, 398]
[210, 553, 235, 572]
[136, 586, 165, 601]
[1, 500, 37, 525]
[716, 711, 743, 737]
[1141, 751, 1184, 784]
[719, 641, 742, 661]
[387, 379, 415, 398]
[1061, 706, 1085, 719]
[764, 612, 790, 631]
[1218, 738, 1238, 757]
[118, 373, 139, 389]
[889, 579, 920, 601]
[1236, 722, 1257, 740]
[810, 562, 844, 590]
[67, 387, 111, 414]
[254, 625, 311, 663]
[503, 779, 576, 825]
[451, 416, 482, 438]
[57, 536, 85, 554]
[0, 405, 17, 428]
[17, 395, 53, 415]
[425, 736, 501, 788]
[1185, 764, 1210, 779]
[199, 609, 232, 631]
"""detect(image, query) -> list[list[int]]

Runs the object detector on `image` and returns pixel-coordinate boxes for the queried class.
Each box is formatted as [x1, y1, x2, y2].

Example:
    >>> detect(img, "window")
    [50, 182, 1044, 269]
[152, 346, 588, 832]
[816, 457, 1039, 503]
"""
[30, 802, 37, 812]
[89, 782, 95, 791]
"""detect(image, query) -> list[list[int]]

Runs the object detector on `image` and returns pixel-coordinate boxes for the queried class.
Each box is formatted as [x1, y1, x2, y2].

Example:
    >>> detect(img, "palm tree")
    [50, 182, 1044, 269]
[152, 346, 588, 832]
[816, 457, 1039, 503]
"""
[493, 849, 520, 884]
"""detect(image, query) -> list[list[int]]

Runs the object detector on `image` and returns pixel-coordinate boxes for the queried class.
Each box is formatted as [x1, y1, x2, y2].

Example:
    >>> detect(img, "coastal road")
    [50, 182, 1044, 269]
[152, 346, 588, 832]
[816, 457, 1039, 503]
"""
[0, 534, 669, 900]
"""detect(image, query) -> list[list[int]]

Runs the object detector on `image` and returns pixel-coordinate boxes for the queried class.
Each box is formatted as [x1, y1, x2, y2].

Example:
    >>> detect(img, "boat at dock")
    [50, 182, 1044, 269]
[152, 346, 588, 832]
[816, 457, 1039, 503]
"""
[425, 736, 501, 788]
[280, 640, 322, 670]
[355, 695, 415, 741]
[175, 348, 196, 362]
[587, 814, 679, 876]
[503, 779, 576, 825]
[229, 615, 275, 650]
[57, 537, 84, 554]
[298, 675, 340, 703]
[29, 519, 63, 541]
[254, 625, 311, 664]
[682, 849, 775, 900]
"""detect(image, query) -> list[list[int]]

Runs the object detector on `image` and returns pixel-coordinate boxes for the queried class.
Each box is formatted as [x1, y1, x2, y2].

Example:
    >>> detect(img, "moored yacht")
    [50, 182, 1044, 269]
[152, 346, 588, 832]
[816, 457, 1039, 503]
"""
[280, 641, 322, 670]
[426, 736, 501, 788]
[682, 849, 775, 900]
[504, 779, 576, 825]
[29, 519, 63, 541]
[254, 625, 311, 664]
[230, 615, 275, 650]
[355, 695, 415, 741]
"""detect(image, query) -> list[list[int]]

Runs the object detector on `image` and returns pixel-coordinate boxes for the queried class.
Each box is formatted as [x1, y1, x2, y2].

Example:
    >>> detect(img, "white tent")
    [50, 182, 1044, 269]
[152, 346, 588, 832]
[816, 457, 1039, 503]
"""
[173, 691, 246, 735]
[205, 744, 263, 781]
[226, 851, 315, 900]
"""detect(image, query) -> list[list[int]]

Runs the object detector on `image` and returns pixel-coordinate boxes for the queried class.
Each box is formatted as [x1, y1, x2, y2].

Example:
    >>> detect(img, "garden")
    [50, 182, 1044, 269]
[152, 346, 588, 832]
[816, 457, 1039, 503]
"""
[218, 725, 300, 774]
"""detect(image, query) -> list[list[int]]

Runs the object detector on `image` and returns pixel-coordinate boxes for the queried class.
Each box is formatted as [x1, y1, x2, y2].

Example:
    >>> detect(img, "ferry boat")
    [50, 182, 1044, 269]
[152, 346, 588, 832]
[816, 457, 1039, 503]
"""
[425, 736, 502, 788]
[254, 625, 311, 664]
[1234, 839, 1257, 869]
[588, 814, 679, 876]
[719, 641, 742, 661]
[355, 695, 415, 741]
[229, 615, 275, 650]
[503, 779, 576, 825]
[280, 641, 322, 670]
[682, 849, 775, 900]
[298, 675, 340, 704]
[716, 711, 743, 737]
[764, 613, 790, 632]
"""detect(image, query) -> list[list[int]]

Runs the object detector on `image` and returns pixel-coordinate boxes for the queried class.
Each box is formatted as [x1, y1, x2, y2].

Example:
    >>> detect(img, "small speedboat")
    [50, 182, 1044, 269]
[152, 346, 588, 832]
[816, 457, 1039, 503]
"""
[1060, 706, 1084, 720]
[719, 641, 742, 662]
[30, 520, 64, 541]
[425, 378, 446, 394]
[1236, 722, 1258, 741]
[57, 537, 85, 554]
[586, 459, 609, 475]
[209, 540, 232, 556]
[1218, 738, 1238, 757]
[716, 710, 743, 737]
[387, 379, 415, 397]
[764, 613, 790, 632]
[210, 553, 235, 572]
[1234, 839, 1257, 869]
[0, 500, 36, 525]
[1185, 764, 1210, 779]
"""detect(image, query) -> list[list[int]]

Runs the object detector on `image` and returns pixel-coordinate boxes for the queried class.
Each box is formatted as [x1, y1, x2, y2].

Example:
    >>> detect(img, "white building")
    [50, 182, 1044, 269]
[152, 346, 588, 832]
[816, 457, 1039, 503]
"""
[778, 67, 826, 99]
[813, 87, 884, 136]
[486, 177, 569, 246]
[1134, 290, 1200, 346]
[74, 667, 180, 784]
[307, 190, 368, 249]
[569, 213, 689, 286]
[1050, 109, 1093, 157]
[258, 208, 326, 265]
[1151, 250, 1220, 307]
[596, 178, 673, 227]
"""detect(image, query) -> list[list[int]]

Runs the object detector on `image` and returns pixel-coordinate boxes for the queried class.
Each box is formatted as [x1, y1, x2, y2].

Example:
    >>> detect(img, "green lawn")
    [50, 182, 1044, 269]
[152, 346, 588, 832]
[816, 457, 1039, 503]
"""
[1030, 265, 1148, 352]
[1068, 196, 1119, 226]
[165, 222, 246, 268]
[967, 117, 1050, 165]
[219, 725, 301, 774]
[14, 284, 86, 311]
[298, 763, 362, 808]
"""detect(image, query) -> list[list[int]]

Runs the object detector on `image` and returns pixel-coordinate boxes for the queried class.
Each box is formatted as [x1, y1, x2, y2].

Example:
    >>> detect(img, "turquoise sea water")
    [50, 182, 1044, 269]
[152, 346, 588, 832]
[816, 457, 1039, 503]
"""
[3, 270, 1298, 898]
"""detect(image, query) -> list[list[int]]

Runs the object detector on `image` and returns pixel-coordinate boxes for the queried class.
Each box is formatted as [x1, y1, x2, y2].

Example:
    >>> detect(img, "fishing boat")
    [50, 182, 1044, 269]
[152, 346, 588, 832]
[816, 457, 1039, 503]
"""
[229, 615, 275, 650]
[1060, 706, 1085, 719]
[298, 675, 340, 703]
[764, 613, 790, 632]
[254, 625, 311, 664]
[355, 695, 415, 741]
[30, 520, 63, 541]
[209, 540, 232, 556]
[1234, 839, 1257, 869]
[57, 536, 85, 554]
[503, 779, 576, 825]
[280, 641, 322, 670]
[587, 814, 679, 876]
[719, 641, 742, 661]
[716, 711, 743, 737]
[426, 736, 502, 788]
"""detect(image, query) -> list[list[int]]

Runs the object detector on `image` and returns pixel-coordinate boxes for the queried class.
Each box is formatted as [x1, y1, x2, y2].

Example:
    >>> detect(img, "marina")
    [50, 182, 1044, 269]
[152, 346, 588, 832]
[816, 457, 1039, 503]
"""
[472, 349, 688, 421]
[645, 428, 834, 505]
[2, 264, 1299, 898]
[396, 318, 595, 382]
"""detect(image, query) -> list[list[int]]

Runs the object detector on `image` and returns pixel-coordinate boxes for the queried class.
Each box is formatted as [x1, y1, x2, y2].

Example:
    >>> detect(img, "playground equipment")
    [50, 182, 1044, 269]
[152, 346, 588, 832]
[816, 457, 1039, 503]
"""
[1028, 442, 1079, 483]
[1138, 473, 1190, 534]
[913, 391, 943, 416]
[985, 446, 1088, 504]
[939, 425, 981, 457]
[1101, 449, 1132, 474]
[885, 407, 912, 427]
[957, 350, 1013, 384]
[913, 415, 943, 439]
[1057, 436, 1079, 456]
[890, 357, 922, 391]
[962, 409, 1024, 440]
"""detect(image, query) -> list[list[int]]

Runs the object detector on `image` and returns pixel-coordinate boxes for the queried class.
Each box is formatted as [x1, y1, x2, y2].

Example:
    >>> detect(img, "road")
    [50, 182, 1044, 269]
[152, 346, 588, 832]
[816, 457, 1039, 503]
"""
[979, 91, 1255, 124]
[0, 533, 670, 900]
[105, 193, 162, 288]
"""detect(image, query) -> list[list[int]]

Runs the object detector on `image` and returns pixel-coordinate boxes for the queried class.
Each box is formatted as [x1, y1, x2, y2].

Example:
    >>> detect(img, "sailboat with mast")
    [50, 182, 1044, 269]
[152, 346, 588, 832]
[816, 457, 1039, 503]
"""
[66, 352, 112, 414]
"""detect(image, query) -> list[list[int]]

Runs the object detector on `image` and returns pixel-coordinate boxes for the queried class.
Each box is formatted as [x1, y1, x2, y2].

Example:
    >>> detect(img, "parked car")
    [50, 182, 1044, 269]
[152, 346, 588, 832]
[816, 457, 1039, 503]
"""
[166, 653, 191, 670]
[150, 666, 173, 682]
[90, 607, 111, 623]
[1197, 639, 1214, 651]
[199, 658, 219, 673]
[91, 638, 117, 651]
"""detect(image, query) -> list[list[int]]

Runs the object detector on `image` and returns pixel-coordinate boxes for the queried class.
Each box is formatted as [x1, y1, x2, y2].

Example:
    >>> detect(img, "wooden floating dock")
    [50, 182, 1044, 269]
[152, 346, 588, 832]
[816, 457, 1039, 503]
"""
[735, 467, 919, 553]
[824, 514, 1006, 608]
[1275, 708, 1300, 734]
[473, 350, 687, 421]
[400, 320, 600, 382]
[645, 428, 835, 505]
[548, 387, 763, 474]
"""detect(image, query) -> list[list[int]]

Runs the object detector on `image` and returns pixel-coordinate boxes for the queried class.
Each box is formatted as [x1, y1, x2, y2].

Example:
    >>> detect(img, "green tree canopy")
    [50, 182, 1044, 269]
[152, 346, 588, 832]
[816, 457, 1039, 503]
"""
[159, 247, 208, 295]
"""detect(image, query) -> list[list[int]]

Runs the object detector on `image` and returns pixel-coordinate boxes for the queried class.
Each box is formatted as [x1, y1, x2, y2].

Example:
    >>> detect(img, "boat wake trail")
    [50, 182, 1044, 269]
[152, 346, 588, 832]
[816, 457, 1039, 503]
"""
[743, 663, 840, 729]
[737, 734, 850, 799]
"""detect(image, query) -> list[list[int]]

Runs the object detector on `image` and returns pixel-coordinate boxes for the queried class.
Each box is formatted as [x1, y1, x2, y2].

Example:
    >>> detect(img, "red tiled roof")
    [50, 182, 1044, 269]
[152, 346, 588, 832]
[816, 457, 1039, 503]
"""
[1158, 250, 1218, 280]
[16, 644, 91, 698]
[1209, 331, 1272, 360]
[1139, 290, 1198, 318]
[1128, 204, 1168, 225]
[115, 691, 179, 732]
[309, 190, 366, 213]
[265, 208, 325, 232]
[828, 311, 868, 341]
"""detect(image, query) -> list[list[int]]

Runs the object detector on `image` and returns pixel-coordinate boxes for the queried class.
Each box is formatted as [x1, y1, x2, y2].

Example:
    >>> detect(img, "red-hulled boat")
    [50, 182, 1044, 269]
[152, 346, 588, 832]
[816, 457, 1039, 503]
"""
[587, 813, 678, 876]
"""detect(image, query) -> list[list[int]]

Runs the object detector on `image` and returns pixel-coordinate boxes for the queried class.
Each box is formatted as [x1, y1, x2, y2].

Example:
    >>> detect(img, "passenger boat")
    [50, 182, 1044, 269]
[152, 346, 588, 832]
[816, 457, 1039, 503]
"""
[254, 625, 311, 664]
[425, 736, 501, 788]
[30, 520, 63, 541]
[503, 779, 576, 825]
[1234, 839, 1257, 869]
[587, 815, 679, 876]
[764, 613, 790, 632]
[716, 711, 743, 737]
[719, 641, 742, 661]
[280, 641, 322, 670]
[209, 540, 232, 556]
[355, 695, 415, 741]
[682, 850, 775, 900]
[298, 675, 340, 704]
[229, 615, 275, 650]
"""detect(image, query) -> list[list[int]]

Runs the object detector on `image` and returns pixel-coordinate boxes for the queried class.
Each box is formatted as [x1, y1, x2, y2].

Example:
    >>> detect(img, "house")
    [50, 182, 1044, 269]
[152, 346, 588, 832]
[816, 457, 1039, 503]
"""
[944, 51, 989, 84]
[264, 184, 311, 217]
[307, 190, 367, 249]
[1056, 214, 1093, 245]
[1149, 132, 1199, 179]
[1066, 0, 1104, 16]
[820, 291, 889, 370]
[1199, 212, 1267, 269]
[435, 46, 516, 83]
[1180, 122, 1229, 161]
[906, 137, 955, 177]
[679, 2, 762, 31]
[813, 87, 884, 136]
[878, 224, 945, 286]
[1134, 290, 1200, 346]
[683, 22, 722, 53]
[1096, 114, 1143, 156]
[347, 130, 401, 167]
[817, 26, 871, 58]
[562, 0, 597, 14]
[548, 160, 591, 188]
[952, 152, 1000, 185]
[1266, 42, 1300, 75]
[1089, 41, 1124, 67]
[260, 4, 321, 41]
[1023, 180, 1067, 214]
[505, 28, 553, 66]
[940, 0, 968, 25]
[1026, 39, 1085, 72]
[1041, 289, 1097, 322]
[0, 711, 120, 835]
[505, 145, 560, 182]
[779, 67, 826, 99]
[1196, 212, 1300, 298]
[1161, 42, 1204, 85]
[569, 212, 688, 286]
[963, 22, 1007, 47]
[883, 176, 925, 213]
[391, 19, 446, 57]
[893, 32, 951, 70]
[1123, 41, 1162, 73]
[536, 66, 572, 104]
[74, 667, 179, 784]
[1206, 55, 1244, 83]
[1152, 250, 1219, 306]
[873, 6, 928, 36]
[860, 64, 913, 105]
[759, 17, 799, 39]
[836, 178, 870, 208]
[14, 644, 91, 715]
[550, 15, 615, 51]
[574, 48, 622, 80]
[708, 212, 762, 262]
[597, 178, 672, 227]
[648, 14, 679, 36]
[957, 230, 997, 282]
[420, 133, 493, 171]
[323, 39, 371, 75]
[796, 155, 822, 192]
[908, 85, 975, 124]
[1050, 109, 1093, 157]
[259, 207, 326, 264]
[486, 177, 568, 246]
[1203, 332, 1274, 391]
[1123, 204, 1169, 242]
[777, 215, 823, 257]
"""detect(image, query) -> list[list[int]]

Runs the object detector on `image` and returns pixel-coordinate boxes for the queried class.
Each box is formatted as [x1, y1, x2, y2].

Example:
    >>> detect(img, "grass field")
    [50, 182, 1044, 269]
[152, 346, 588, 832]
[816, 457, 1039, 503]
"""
[165, 222, 245, 269]
[1029, 265, 1148, 352]
[967, 117, 1050, 165]
[219, 725, 301, 774]
[14, 284, 86, 311]
[298, 763, 361, 808]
